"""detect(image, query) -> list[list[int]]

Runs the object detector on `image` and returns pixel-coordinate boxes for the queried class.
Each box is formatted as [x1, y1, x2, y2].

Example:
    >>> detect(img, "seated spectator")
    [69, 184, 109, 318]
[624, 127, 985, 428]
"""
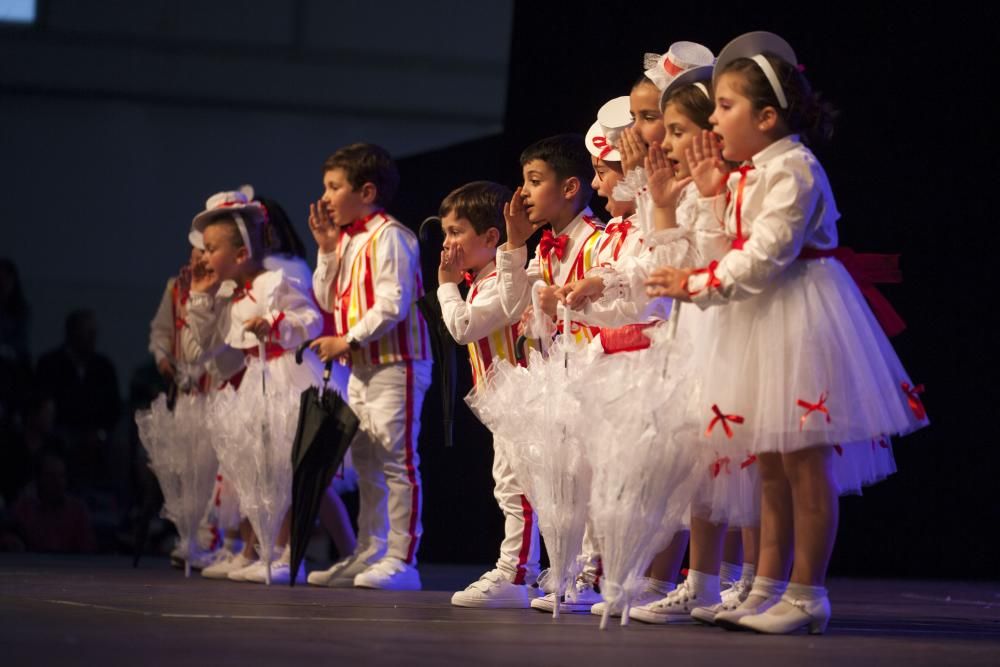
[13, 450, 97, 553]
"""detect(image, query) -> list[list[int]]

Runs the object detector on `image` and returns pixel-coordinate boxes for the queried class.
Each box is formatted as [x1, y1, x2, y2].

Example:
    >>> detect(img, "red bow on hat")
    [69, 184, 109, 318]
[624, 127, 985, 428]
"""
[539, 230, 569, 261]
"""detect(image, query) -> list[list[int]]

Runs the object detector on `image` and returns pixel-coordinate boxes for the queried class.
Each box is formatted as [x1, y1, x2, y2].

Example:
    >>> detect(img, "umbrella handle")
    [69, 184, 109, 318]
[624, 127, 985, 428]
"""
[295, 338, 334, 396]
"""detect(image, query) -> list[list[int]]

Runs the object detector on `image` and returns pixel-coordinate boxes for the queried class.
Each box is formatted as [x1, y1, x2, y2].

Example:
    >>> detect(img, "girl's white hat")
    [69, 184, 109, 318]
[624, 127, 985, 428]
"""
[643, 41, 715, 92]
[713, 31, 798, 109]
[659, 64, 715, 110]
[585, 96, 633, 162]
[189, 185, 266, 255]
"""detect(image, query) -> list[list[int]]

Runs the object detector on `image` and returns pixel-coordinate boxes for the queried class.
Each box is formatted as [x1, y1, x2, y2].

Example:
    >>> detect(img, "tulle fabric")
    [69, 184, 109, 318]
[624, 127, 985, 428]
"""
[467, 334, 593, 616]
[136, 393, 219, 573]
[691, 257, 923, 494]
[577, 322, 705, 623]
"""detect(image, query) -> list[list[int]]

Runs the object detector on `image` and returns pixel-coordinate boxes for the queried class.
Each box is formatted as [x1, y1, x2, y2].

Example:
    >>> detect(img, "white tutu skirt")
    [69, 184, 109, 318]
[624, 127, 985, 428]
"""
[691, 257, 924, 494]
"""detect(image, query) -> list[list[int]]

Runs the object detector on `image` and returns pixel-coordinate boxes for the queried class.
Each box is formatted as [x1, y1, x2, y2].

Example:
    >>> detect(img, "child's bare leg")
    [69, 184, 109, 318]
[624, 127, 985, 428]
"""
[276, 511, 291, 548]
[783, 445, 838, 586]
[755, 452, 793, 582]
[319, 486, 357, 559]
[689, 515, 727, 575]
[240, 518, 256, 558]
[742, 524, 760, 567]
[646, 530, 689, 583]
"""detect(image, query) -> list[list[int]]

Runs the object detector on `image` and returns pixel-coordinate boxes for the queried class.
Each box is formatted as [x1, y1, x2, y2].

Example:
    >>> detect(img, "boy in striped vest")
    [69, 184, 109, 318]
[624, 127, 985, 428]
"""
[307, 143, 432, 591]
[496, 134, 604, 344]
[435, 181, 541, 608]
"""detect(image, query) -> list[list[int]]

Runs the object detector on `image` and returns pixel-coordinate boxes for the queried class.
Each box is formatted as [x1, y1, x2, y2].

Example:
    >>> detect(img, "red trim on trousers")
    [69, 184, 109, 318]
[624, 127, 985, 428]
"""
[403, 361, 421, 564]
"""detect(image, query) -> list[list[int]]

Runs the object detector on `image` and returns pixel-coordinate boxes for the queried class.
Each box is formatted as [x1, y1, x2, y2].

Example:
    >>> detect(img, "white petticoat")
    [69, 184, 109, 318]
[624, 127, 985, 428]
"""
[690, 256, 923, 494]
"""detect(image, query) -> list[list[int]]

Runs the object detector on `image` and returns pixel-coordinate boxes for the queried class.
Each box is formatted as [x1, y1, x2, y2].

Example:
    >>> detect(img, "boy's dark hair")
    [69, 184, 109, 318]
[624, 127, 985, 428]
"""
[519, 134, 594, 196]
[322, 142, 399, 207]
[720, 55, 837, 145]
[439, 181, 512, 242]
[662, 84, 714, 130]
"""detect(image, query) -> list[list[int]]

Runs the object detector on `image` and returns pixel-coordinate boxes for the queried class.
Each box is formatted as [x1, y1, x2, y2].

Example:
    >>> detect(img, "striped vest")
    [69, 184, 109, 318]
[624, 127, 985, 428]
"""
[542, 216, 604, 344]
[333, 214, 431, 367]
[466, 272, 526, 387]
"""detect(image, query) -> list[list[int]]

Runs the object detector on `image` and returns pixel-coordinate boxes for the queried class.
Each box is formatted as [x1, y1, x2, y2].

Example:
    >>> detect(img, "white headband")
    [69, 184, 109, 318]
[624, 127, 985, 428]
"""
[751, 54, 787, 109]
[693, 82, 710, 100]
[232, 212, 253, 258]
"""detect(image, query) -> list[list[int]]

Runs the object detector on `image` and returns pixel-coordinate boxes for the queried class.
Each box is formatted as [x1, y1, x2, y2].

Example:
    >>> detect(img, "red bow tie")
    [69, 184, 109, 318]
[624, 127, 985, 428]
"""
[463, 272, 475, 287]
[539, 230, 569, 261]
[342, 210, 383, 237]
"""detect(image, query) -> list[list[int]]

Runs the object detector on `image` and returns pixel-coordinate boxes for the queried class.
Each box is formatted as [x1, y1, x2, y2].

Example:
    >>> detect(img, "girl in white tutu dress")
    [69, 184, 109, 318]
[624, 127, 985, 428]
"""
[185, 189, 326, 584]
[646, 32, 927, 634]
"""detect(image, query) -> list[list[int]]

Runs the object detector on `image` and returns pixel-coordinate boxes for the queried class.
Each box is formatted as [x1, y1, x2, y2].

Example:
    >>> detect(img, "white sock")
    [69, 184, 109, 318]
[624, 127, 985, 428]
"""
[719, 561, 743, 584]
[786, 582, 827, 601]
[686, 569, 721, 602]
[648, 577, 676, 595]
[742, 576, 787, 610]
[741, 562, 757, 583]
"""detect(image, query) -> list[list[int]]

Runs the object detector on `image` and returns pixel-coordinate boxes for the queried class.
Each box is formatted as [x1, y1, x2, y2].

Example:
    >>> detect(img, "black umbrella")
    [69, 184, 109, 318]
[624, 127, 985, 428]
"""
[287, 341, 360, 586]
[417, 216, 459, 448]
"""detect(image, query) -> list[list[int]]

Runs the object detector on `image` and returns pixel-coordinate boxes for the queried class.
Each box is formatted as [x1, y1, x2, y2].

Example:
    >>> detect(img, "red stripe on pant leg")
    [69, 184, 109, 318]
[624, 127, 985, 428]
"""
[403, 361, 421, 564]
[513, 494, 534, 585]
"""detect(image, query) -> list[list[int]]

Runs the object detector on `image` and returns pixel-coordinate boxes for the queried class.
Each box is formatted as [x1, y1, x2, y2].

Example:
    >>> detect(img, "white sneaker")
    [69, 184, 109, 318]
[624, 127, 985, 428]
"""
[227, 557, 263, 582]
[307, 554, 372, 587]
[353, 557, 422, 591]
[451, 569, 533, 608]
[243, 547, 305, 585]
[629, 580, 719, 624]
[530, 577, 602, 613]
[691, 576, 752, 625]
[591, 579, 674, 618]
[202, 552, 253, 580]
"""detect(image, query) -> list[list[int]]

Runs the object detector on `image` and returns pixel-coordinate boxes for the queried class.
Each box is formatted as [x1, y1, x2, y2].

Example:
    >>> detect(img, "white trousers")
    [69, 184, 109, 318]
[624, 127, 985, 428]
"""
[492, 436, 540, 584]
[348, 360, 431, 565]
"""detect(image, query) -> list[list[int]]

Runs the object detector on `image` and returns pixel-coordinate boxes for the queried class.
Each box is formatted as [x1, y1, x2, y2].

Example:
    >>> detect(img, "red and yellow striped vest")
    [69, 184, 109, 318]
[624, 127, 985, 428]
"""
[333, 214, 431, 367]
[541, 217, 604, 344]
[466, 272, 525, 387]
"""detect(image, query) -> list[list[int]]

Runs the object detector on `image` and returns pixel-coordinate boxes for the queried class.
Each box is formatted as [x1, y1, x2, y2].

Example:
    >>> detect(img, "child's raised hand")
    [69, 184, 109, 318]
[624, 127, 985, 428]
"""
[647, 142, 693, 210]
[686, 130, 729, 198]
[503, 187, 540, 249]
[309, 335, 351, 363]
[190, 259, 219, 294]
[645, 266, 694, 301]
[438, 246, 465, 286]
[618, 127, 649, 174]
[309, 199, 340, 253]
[243, 316, 273, 342]
[556, 277, 605, 310]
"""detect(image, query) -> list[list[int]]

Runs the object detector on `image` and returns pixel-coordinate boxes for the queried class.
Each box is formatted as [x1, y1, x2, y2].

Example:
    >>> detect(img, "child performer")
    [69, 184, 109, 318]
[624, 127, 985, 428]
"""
[435, 181, 542, 608]
[308, 143, 432, 591]
[646, 31, 925, 634]
[149, 245, 247, 570]
[495, 134, 603, 612]
[185, 189, 325, 585]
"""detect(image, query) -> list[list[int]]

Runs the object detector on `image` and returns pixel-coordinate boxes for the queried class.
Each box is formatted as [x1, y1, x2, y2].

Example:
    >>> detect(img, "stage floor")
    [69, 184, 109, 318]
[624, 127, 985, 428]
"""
[1, 555, 998, 666]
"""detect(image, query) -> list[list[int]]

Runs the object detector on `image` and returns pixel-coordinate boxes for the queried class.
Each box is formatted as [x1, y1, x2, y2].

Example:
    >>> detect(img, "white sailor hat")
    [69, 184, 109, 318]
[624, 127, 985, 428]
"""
[713, 31, 798, 109]
[584, 96, 633, 162]
[189, 185, 266, 253]
[643, 41, 715, 92]
[659, 64, 715, 110]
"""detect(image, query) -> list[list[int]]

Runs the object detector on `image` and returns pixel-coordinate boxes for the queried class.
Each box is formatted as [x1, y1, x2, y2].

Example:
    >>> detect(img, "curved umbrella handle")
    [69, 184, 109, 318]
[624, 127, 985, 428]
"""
[295, 338, 334, 392]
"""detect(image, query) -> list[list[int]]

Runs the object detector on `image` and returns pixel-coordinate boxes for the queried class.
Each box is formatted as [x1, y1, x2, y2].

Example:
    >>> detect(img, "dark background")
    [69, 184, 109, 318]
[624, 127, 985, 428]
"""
[3, 1, 994, 577]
